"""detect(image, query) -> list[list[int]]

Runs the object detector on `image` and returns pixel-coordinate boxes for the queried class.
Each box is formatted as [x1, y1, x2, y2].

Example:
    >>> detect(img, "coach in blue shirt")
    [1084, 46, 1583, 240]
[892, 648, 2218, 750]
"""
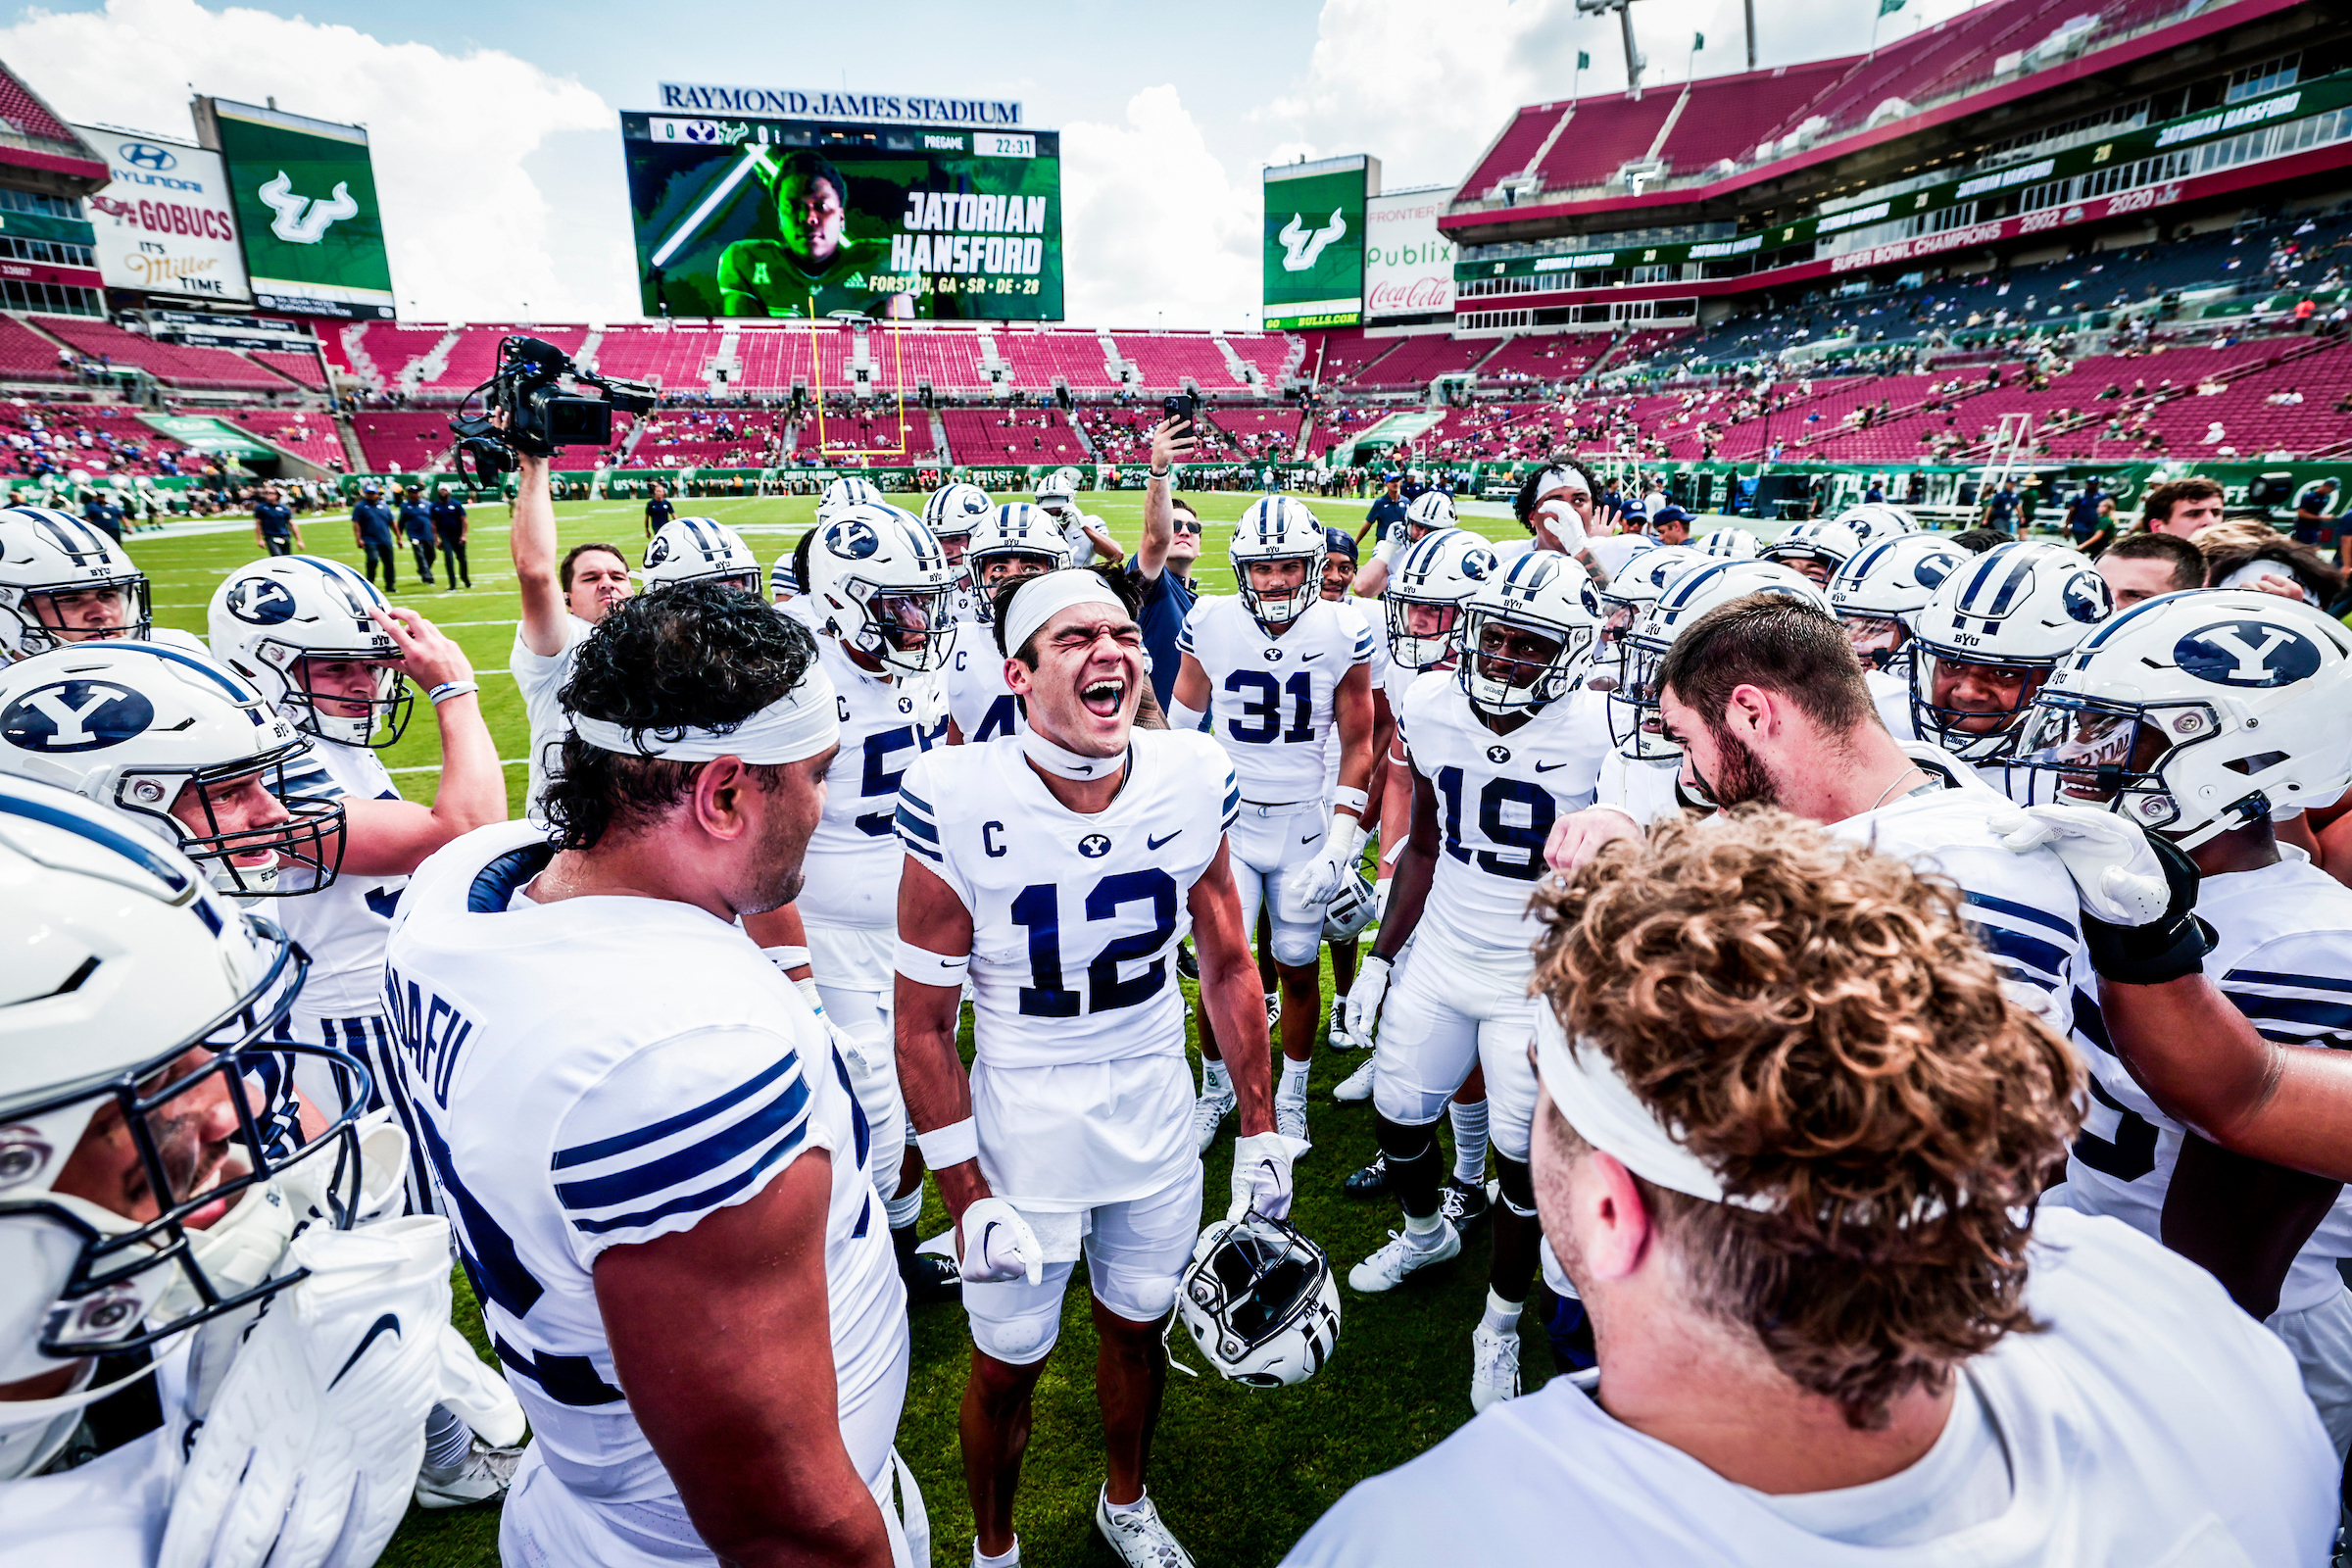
[1125, 416, 1201, 713]
[351, 481, 398, 590]
[80, 493, 123, 543]
[252, 482, 301, 557]
[1358, 472, 1409, 553]
[430, 488, 470, 590]
[398, 482, 436, 586]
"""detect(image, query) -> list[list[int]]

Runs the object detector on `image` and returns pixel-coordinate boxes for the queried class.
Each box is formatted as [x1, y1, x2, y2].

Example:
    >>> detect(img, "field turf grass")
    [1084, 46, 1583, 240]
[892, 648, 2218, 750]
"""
[138, 489, 1582, 1568]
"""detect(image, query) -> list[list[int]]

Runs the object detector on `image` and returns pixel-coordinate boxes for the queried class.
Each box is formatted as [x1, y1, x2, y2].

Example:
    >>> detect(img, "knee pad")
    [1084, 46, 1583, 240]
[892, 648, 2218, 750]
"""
[966, 1278, 1068, 1366]
[1494, 1154, 1538, 1219]
[1373, 1112, 1442, 1165]
[1269, 917, 1322, 970]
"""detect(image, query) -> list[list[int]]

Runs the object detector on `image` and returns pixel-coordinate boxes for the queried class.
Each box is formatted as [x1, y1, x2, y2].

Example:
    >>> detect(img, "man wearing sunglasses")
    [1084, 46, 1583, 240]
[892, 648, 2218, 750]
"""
[1126, 417, 1203, 714]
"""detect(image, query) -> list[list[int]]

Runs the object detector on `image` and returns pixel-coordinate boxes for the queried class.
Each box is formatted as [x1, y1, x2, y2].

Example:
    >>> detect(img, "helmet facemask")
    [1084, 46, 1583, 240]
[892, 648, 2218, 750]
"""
[1384, 592, 1462, 671]
[1461, 606, 1589, 717]
[3, 573, 153, 657]
[1908, 645, 2052, 763]
[256, 645, 414, 750]
[1607, 633, 1680, 760]
[1238, 552, 1322, 629]
[1841, 613, 1909, 672]
[116, 754, 347, 900]
[846, 580, 953, 675]
[2014, 690, 2269, 847]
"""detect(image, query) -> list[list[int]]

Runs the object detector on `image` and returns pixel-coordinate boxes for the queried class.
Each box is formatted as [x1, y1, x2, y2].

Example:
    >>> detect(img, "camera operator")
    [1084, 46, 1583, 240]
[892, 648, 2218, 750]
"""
[352, 480, 398, 590]
[399, 481, 437, 586]
[513, 448, 634, 823]
[432, 483, 471, 591]
[253, 480, 302, 557]
[645, 478, 675, 538]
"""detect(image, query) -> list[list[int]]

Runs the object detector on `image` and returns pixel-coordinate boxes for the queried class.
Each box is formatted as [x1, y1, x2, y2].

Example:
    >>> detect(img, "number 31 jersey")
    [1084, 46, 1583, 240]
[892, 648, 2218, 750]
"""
[801, 633, 948, 931]
[1178, 594, 1371, 805]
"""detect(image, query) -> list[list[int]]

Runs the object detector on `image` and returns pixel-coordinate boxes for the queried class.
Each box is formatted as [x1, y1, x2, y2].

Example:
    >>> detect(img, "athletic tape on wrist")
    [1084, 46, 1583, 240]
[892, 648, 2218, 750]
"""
[896, 939, 971, 985]
[920, 1117, 979, 1169]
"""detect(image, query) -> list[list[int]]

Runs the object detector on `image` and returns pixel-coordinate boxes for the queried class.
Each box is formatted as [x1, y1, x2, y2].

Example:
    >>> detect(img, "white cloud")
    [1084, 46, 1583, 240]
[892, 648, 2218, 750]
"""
[1061, 84, 1259, 330]
[0, 0, 627, 321]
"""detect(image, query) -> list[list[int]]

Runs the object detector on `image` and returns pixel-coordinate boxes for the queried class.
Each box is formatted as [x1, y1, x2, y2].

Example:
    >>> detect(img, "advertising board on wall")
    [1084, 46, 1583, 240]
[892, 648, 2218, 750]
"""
[1363, 187, 1454, 320]
[73, 125, 250, 304]
[1262, 154, 1376, 331]
[192, 97, 397, 320]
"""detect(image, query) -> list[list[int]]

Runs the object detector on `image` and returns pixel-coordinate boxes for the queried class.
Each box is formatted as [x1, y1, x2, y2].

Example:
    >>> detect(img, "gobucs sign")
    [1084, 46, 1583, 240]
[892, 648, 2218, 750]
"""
[1, 680, 154, 753]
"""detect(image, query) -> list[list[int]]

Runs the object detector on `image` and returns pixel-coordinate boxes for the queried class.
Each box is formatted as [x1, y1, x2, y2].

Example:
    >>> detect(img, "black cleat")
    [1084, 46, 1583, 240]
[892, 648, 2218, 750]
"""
[1342, 1152, 1390, 1198]
[900, 1248, 962, 1305]
[1175, 942, 1199, 981]
[1439, 1177, 1491, 1232]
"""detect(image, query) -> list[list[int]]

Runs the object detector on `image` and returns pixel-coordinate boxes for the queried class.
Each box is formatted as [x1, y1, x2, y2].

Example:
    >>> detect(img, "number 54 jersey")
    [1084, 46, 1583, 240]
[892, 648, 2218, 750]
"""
[801, 634, 949, 935]
[897, 730, 1238, 1209]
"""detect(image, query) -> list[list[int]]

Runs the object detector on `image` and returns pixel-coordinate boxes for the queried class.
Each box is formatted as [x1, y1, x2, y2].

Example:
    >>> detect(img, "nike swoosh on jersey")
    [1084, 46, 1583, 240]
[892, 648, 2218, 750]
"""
[1301, 651, 1325, 661]
[1533, 760, 1566, 772]
[329, 1312, 402, 1389]
[1148, 829, 1183, 850]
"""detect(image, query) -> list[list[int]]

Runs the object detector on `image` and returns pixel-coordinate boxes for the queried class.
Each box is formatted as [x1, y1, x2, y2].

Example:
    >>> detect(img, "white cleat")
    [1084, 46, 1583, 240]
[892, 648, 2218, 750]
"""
[1095, 1484, 1197, 1568]
[1348, 1221, 1460, 1294]
[1326, 1000, 1363, 1051]
[1276, 1091, 1309, 1145]
[1192, 1086, 1235, 1153]
[1332, 1054, 1377, 1102]
[415, 1437, 527, 1509]
[1470, 1322, 1523, 1413]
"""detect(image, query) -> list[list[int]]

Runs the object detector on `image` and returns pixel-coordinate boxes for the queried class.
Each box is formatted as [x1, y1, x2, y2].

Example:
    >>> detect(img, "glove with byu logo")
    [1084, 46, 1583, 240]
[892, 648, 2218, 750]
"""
[1228, 1132, 1310, 1224]
[956, 1197, 1044, 1287]
[1988, 803, 2213, 983]
[160, 1215, 525, 1568]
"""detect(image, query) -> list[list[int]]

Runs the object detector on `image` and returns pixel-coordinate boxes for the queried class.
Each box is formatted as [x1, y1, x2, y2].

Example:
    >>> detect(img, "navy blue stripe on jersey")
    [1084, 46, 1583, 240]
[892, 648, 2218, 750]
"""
[2220, 969, 2352, 1043]
[895, 804, 939, 842]
[2227, 967, 2352, 995]
[1960, 890, 2075, 995]
[2229, 994, 2352, 1035]
[897, 805, 945, 862]
[1175, 616, 1196, 655]
[568, 1111, 810, 1236]
[1962, 890, 2079, 939]
[1973, 926, 2069, 991]
[900, 784, 936, 818]
[469, 843, 557, 913]
[552, 1050, 803, 1169]
[556, 1064, 809, 1213]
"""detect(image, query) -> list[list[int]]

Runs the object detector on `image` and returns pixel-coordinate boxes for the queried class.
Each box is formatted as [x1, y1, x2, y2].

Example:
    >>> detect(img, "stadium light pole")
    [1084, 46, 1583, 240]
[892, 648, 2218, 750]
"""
[1575, 0, 1646, 100]
[1744, 0, 1757, 72]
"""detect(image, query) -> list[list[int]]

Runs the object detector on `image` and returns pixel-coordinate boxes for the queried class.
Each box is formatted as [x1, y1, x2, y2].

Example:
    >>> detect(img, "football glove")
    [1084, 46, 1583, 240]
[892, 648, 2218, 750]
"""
[160, 1214, 525, 1568]
[1342, 954, 1392, 1045]
[1228, 1132, 1310, 1224]
[1988, 803, 2214, 984]
[1284, 814, 1367, 908]
[956, 1197, 1045, 1287]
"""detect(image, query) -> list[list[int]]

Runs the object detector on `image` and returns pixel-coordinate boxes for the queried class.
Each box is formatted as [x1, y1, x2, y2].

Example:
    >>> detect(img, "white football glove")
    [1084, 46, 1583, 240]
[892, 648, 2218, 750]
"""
[1283, 814, 1367, 909]
[1228, 1132, 1311, 1224]
[161, 1215, 525, 1568]
[956, 1197, 1044, 1286]
[1987, 804, 2171, 926]
[1343, 954, 1392, 1045]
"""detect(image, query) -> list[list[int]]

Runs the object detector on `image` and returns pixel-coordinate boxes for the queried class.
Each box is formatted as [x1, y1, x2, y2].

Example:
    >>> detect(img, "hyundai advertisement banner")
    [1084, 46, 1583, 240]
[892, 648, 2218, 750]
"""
[74, 125, 251, 305]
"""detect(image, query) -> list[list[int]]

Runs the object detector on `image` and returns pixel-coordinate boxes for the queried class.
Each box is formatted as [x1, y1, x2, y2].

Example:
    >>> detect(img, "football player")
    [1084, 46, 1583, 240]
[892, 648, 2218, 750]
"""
[2013, 590, 2352, 1456]
[1350, 488, 1455, 599]
[944, 503, 1070, 746]
[0, 505, 203, 660]
[1758, 517, 1860, 587]
[1171, 496, 1375, 1146]
[0, 774, 521, 1564]
[1693, 526, 1759, 559]
[752, 503, 961, 1305]
[1339, 554, 1609, 1411]
[1287, 811, 2333, 1566]
[1833, 499, 1921, 548]
[1504, 461, 1617, 580]
[820, 474, 887, 523]
[1904, 541, 2113, 773]
[896, 567, 1292, 1568]
[1036, 468, 1123, 569]
[1309, 526, 1395, 1045]
[923, 481, 996, 624]
[1827, 533, 1970, 734]
[382, 582, 922, 1566]
[511, 450, 633, 824]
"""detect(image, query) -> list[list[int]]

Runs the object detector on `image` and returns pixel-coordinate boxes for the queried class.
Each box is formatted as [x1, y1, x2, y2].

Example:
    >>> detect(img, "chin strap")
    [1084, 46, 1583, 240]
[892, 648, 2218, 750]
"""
[1020, 726, 1127, 781]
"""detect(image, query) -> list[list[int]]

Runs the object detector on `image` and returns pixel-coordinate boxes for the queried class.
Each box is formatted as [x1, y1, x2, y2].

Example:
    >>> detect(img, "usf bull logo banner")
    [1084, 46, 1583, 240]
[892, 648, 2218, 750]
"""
[195, 96, 397, 321]
[1262, 158, 1370, 332]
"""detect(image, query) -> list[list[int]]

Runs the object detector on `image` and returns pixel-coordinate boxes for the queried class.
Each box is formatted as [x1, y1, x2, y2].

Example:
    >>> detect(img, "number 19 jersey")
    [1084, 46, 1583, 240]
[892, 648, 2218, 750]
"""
[1178, 594, 1372, 806]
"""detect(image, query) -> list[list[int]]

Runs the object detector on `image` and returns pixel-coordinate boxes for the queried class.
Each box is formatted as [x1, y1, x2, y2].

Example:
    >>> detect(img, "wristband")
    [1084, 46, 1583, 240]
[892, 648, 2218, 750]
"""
[1149, 466, 1172, 480]
[793, 975, 824, 1014]
[1331, 785, 1369, 815]
[920, 1116, 980, 1169]
[761, 945, 811, 973]
[426, 679, 479, 706]
[896, 938, 971, 985]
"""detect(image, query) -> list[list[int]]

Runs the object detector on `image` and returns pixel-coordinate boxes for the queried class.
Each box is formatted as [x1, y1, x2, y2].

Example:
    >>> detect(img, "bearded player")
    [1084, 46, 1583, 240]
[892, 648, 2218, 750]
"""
[897, 568, 1292, 1568]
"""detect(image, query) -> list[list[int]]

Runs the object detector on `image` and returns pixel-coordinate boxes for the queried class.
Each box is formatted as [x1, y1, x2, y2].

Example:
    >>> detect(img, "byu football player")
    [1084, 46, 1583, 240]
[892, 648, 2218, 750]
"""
[923, 481, 996, 624]
[1827, 532, 1970, 734]
[896, 568, 1292, 1568]
[382, 582, 922, 1568]
[0, 506, 203, 660]
[1758, 517, 1861, 587]
[1035, 467, 1122, 568]
[944, 504, 1070, 745]
[1171, 496, 1374, 1146]
[1905, 541, 2113, 770]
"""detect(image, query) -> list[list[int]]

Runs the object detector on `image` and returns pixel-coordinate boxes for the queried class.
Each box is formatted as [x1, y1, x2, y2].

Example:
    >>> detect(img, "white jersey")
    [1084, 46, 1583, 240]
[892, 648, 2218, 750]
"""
[1179, 593, 1373, 806]
[1059, 510, 1102, 566]
[1284, 1208, 2333, 1567]
[945, 576, 987, 626]
[512, 613, 593, 825]
[382, 820, 905, 1518]
[2059, 849, 2352, 1314]
[147, 626, 208, 657]
[1326, 616, 1392, 793]
[0, 1344, 188, 1562]
[1401, 673, 1606, 960]
[1596, 747, 1684, 823]
[944, 637, 1024, 745]
[898, 731, 1235, 1208]
[275, 738, 408, 1015]
[1865, 666, 1910, 737]
[800, 635, 948, 932]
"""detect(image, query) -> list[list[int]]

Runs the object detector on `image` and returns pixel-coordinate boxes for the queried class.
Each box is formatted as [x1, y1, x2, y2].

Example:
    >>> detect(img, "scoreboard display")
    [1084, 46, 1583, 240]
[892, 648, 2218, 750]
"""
[622, 112, 1063, 320]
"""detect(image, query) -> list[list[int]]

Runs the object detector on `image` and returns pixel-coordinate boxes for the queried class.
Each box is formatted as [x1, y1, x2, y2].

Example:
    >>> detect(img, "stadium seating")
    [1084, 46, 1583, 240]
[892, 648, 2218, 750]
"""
[1475, 333, 1600, 386]
[252, 350, 330, 392]
[1109, 332, 1232, 393]
[1205, 406, 1304, 461]
[996, 328, 1119, 393]
[38, 318, 288, 393]
[1302, 330, 1400, 387]
[346, 323, 453, 390]
[416, 325, 590, 395]
[351, 411, 459, 473]
[1350, 335, 1492, 390]
[938, 407, 1088, 464]
[1223, 333, 1298, 387]
[802, 405, 933, 463]
[733, 325, 855, 396]
[226, 410, 348, 470]
[0, 315, 80, 383]
[0, 404, 193, 477]
[586, 324, 722, 388]
[866, 327, 991, 394]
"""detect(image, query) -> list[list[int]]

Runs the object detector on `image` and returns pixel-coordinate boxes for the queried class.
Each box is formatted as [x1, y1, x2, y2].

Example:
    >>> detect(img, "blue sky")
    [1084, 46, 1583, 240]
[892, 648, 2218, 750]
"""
[0, 0, 1987, 325]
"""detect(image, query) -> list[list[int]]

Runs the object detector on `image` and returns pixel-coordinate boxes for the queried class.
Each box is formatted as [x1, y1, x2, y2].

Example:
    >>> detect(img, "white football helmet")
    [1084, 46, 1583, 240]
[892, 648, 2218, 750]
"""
[770, 550, 800, 603]
[1828, 534, 1971, 673]
[1908, 542, 2112, 763]
[0, 641, 340, 898]
[1320, 866, 1378, 943]
[1834, 502, 1921, 548]
[644, 517, 761, 596]
[922, 482, 994, 550]
[1694, 527, 1759, 560]
[1610, 559, 1831, 760]
[1590, 545, 1707, 694]
[208, 556, 410, 749]
[817, 475, 886, 523]
[1760, 518, 1861, 581]
[1457, 551, 1602, 716]
[1401, 490, 1456, 538]
[0, 775, 365, 1394]
[2014, 590, 2352, 848]
[1230, 496, 1327, 628]
[1385, 527, 1498, 669]
[804, 503, 960, 675]
[1033, 467, 1079, 518]
[964, 503, 1073, 623]
[0, 506, 151, 659]
[1174, 1214, 1341, 1388]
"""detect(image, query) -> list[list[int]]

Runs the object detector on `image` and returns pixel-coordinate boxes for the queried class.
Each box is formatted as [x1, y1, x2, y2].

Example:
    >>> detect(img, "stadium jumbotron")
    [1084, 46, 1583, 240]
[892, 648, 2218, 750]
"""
[2, 2, 2352, 1567]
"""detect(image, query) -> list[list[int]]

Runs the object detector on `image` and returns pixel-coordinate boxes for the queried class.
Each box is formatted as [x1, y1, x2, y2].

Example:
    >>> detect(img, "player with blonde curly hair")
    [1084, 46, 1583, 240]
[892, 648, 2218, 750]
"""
[1286, 811, 2336, 1566]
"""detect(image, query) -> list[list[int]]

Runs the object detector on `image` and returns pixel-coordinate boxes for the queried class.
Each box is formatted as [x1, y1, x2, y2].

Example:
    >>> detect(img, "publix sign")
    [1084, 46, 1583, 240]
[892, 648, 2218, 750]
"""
[1364, 189, 1455, 319]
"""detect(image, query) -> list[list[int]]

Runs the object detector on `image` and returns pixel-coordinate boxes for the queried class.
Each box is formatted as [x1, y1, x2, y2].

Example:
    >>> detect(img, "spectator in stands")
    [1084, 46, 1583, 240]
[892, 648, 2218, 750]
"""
[431, 486, 470, 592]
[2095, 531, 2205, 609]
[79, 489, 123, 546]
[251, 482, 301, 557]
[398, 482, 437, 586]
[2065, 478, 2113, 558]
[352, 480, 398, 591]
[2137, 476, 2226, 539]
[1126, 417, 1201, 713]
[2291, 477, 2338, 549]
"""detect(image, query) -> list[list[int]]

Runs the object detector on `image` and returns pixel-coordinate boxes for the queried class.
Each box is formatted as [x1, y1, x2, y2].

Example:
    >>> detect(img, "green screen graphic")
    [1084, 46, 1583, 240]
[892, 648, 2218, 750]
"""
[198, 99, 394, 321]
[1262, 163, 1367, 331]
[624, 113, 1063, 320]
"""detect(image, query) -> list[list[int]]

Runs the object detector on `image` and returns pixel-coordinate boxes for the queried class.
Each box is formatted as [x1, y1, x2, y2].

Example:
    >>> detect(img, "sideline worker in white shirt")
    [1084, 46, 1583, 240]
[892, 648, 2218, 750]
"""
[511, 449, 635, 823]
[1287, 810, 2335, 1567]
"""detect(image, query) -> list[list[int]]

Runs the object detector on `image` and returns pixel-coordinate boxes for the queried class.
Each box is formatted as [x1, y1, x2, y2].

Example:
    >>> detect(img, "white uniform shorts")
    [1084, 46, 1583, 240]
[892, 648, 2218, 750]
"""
[1227, 801, 1328, 969]
[1371, 924, 1541, 1161]
[2271, 1286, 2352, 1462]
[961, 1161, 1206, 1367]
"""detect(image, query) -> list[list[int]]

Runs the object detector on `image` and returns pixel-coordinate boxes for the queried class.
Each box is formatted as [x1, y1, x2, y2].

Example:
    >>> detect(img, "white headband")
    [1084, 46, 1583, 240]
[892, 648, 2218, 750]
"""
[1003, 569, 1124, 660]
[569, 661, 840, 764]
[1533, 1005, 1773, 1209]
[2219, 561, 2306, 600]
[1535, 466, 1592, 504]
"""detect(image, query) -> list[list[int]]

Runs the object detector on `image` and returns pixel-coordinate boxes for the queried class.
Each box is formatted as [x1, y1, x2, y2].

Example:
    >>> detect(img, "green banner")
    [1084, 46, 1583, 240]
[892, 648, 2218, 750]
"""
[1263, 161, 1368, 330]
[200, 98, 395, 320]
[0, 209, 95, 247]
[139, 415, 275, 460]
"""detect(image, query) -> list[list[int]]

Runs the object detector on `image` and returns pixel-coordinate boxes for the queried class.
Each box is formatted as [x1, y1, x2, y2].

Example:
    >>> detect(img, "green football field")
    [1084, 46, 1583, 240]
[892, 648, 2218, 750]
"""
[137, 489, 1570, 1568]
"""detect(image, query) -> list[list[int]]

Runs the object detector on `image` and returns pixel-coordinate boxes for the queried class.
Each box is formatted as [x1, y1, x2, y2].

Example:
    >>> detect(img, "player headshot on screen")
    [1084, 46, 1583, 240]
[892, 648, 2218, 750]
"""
[717, 150, 912, 319]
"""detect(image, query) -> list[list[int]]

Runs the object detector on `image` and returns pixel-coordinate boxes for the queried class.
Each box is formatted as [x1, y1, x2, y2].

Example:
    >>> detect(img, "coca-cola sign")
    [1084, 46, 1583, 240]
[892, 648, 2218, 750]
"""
[1364, 189, 1455, 319]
